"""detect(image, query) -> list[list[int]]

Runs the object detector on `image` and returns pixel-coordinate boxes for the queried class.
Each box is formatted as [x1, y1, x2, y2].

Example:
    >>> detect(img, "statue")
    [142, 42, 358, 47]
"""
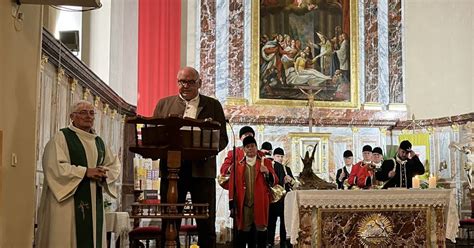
[449, 122, 474, 188]
[296, 143, 337, 190]
[449, 142, 474, 188]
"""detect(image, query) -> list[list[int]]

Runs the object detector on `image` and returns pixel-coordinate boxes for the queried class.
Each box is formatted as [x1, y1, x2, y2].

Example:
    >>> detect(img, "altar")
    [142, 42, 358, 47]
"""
[284, 189, 459, 247]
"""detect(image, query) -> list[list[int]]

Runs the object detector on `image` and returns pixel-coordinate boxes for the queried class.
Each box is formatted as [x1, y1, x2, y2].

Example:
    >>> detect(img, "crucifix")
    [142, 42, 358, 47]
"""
[78, 201, 90, 220]
[298, 86, 322, 133]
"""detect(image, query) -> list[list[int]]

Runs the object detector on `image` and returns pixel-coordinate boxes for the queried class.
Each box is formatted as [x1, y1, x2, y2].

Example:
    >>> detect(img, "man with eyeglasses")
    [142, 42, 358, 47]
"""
[153, 66, 228, 248]
[36, 100, 121, 248]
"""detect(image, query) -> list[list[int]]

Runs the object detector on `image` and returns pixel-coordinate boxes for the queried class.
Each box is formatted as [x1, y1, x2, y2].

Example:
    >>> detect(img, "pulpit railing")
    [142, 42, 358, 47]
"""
[131, 203, 209, 220]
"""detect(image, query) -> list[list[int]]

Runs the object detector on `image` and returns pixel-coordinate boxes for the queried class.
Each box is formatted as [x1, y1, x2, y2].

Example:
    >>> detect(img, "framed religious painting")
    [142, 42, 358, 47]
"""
[251, 0, 359, 108]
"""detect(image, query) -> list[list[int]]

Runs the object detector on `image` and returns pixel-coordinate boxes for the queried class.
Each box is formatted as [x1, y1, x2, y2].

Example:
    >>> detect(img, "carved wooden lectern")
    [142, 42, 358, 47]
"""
[127, 116, 222, 247]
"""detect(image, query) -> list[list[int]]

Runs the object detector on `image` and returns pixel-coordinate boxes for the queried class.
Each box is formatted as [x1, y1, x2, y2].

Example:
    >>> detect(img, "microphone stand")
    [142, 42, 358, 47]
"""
[225, 119, 238, 247]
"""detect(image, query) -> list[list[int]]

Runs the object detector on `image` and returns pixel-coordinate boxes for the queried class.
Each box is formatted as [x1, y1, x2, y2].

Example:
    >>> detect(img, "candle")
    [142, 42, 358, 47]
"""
[152, 159, 160, 170]
[133, 157, 139, 168]
[133, 157, 140, 189]
[429, 175, 437, 189]
[412, 176, 420, 189]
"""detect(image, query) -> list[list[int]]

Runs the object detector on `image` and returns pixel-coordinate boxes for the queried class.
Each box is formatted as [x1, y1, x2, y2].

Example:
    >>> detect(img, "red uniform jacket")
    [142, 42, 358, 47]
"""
[347, 161, 363, 186]
[220, 148, 265, 189]
[356, 165, 374, 189]
[228, 156, 278, 230]
[220, 148, 245, 190]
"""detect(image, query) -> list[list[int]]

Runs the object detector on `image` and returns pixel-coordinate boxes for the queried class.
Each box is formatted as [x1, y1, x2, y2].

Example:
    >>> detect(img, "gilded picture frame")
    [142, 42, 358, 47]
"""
[251, 0, 359, 108]
[288, 132, 331, 175]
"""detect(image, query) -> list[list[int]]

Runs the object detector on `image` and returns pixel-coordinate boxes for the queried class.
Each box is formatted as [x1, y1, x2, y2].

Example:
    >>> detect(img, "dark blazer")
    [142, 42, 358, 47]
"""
[376, 156, 425, 189]
[153, 94, 229, 178]
[272, 161, 295, 192]
[336, 166, 351, 189]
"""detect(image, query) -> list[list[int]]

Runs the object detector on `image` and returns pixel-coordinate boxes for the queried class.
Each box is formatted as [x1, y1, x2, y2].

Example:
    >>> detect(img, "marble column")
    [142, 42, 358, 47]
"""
[227, 0, 246, 105]
[363, 0, 381, 110]
[427, 127, 436, 177]
[200, 0, 217, 97]
[352, 127, 360, 161]
[387, 0, 405, 110]
[451, 124, 462, 214]
[256, 124, 265, 146]
[378, 0, 390, 106]
[379, 127, 387, 153]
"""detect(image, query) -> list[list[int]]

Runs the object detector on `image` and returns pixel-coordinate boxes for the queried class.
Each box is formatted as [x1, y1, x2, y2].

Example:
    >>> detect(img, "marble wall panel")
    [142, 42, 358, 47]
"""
[358, 0, 366, 105]
[200, 0, 217, 96]
[451, 126, 462, 212]
[330, 134, 354, 179]
[225, 105, 406, 126]
[364, 0, 379, 103]
[319, 209, 428, 247]
[378, 0, 390, 105]
[437, 130, 452, 179]
[354, 128, 380, 161]
[215, 0, 229, 102]
[243, 0, 251, 100]
[227, 0, 244, 98]
[388, 0, 403, 103]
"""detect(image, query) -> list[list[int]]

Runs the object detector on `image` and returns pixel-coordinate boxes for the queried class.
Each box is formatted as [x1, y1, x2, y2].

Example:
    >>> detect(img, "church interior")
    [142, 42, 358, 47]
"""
[0, 0, 473, 247]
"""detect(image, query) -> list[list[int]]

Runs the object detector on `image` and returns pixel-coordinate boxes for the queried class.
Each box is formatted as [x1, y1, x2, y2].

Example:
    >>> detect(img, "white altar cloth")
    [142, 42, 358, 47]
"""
[105, 212, 131, 248]
[284, 189, 459, 245]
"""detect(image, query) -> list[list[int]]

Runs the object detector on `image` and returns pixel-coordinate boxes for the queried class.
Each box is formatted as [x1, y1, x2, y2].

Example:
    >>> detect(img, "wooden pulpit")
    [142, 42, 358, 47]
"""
[127, 116, 221, 247]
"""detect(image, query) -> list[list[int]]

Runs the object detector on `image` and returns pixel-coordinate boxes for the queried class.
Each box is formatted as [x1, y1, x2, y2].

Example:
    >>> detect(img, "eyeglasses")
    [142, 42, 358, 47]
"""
[178, 79, 199, 86]
[74, 110, 96, 116]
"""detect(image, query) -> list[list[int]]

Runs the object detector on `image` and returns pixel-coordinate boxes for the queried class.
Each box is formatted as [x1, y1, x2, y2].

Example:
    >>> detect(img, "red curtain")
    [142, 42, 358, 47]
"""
[137, 0, 181, 116]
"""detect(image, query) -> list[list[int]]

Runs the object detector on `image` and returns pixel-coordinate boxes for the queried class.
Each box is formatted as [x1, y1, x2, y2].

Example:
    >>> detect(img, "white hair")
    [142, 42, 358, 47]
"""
[70, 100, 93, 115]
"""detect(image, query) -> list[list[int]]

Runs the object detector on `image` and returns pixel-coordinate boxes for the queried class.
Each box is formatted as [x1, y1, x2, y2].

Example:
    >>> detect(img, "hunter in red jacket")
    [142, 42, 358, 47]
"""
[347, 145, 373, 186]
[228, 136, 278, 248]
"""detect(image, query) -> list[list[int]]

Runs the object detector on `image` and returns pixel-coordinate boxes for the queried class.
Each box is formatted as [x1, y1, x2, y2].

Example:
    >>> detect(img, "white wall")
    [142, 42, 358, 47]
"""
[109, 0, 138, 105]
[0, 1, 42, 247]
[54, 7, 82, 59]
[87, 0, 112, 84]
[183, 0, 198, 67]
[404, 0, 474, 119]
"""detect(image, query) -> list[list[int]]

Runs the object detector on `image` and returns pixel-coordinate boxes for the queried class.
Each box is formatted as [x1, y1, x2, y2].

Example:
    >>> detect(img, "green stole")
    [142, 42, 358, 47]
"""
[61, 128, 105, 248]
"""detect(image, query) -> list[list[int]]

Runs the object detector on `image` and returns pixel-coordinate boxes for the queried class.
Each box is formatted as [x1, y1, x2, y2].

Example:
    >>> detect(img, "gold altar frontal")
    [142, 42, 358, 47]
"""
[285, 189, 458, 247]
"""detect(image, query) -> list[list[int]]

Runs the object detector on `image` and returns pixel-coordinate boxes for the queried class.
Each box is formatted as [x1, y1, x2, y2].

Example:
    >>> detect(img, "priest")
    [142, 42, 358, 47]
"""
[36, 100, 121, 248]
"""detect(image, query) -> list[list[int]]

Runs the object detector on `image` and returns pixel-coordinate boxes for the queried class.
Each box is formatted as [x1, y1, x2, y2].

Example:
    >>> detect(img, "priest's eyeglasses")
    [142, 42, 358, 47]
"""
[178, 79, 198, 86]
[74, 110, 96, 116]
